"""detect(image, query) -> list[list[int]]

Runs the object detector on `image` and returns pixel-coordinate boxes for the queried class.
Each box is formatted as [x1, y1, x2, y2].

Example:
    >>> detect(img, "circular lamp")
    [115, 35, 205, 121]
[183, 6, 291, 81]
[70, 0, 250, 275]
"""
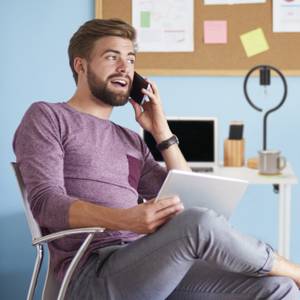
[243, 65, 287, 151]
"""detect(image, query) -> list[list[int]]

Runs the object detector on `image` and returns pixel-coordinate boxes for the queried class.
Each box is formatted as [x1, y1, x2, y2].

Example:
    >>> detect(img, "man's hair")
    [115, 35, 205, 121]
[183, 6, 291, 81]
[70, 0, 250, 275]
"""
[68, 18, 136, 84]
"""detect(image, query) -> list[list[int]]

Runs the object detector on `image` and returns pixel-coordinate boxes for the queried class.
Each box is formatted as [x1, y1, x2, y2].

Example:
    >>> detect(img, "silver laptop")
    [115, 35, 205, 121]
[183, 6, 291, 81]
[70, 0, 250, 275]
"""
[142, 117, 218, 172]
[156, 169, 248, 219]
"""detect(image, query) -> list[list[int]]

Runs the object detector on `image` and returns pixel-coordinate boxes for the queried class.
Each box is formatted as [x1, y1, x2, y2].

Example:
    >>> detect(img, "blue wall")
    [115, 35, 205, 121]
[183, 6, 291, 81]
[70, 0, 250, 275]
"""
[1, 1, 299, 299]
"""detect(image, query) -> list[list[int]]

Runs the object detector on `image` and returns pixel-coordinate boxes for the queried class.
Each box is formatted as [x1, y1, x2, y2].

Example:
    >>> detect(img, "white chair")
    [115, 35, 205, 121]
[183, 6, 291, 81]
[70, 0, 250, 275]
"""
[11, 162, 105, 300]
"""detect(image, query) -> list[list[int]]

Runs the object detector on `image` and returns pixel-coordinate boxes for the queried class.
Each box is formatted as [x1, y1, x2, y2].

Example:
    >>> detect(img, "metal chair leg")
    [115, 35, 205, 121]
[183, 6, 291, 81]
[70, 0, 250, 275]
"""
[27, 244, 44, 300]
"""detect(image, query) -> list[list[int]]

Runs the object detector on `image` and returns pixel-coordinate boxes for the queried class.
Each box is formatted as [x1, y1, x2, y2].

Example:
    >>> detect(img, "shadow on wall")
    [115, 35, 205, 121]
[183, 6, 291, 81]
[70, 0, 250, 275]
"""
[0, 212, 47, 300]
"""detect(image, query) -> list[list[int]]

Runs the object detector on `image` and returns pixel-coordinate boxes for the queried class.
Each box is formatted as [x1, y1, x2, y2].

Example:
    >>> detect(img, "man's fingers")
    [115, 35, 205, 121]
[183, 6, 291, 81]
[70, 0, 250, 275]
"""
[155, 196, 181, 210]
[148, 217, 172, 232]
[149, 204, 184, 232]
[155, 202, 184, 220]
[145, 80, 158, 95]
[141, 85, 160, 105]
[141, 88, 154, 99]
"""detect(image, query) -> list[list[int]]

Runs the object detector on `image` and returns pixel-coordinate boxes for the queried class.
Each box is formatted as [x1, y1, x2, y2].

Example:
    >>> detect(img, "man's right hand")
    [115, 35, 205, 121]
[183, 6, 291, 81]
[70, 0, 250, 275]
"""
[121, 196, 184, 234]
[69, 196, 184, 234]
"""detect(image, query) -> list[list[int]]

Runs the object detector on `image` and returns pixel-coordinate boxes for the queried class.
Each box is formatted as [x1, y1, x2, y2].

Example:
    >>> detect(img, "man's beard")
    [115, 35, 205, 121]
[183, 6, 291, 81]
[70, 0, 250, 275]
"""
[87, 65, 131, 107]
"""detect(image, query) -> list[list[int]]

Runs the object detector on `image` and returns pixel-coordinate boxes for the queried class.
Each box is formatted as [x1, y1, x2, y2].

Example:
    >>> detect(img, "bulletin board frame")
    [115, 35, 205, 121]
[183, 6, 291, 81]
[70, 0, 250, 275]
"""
[95, 0, 300, 76]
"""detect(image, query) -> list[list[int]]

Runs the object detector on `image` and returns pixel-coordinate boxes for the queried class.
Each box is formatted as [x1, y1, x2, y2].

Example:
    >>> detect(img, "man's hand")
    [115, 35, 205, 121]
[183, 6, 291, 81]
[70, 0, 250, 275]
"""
[69, 196, 183, 232]
[129, 79, 191, 172]
[121, 196, 184, 234]
[129, 80, 172, 143]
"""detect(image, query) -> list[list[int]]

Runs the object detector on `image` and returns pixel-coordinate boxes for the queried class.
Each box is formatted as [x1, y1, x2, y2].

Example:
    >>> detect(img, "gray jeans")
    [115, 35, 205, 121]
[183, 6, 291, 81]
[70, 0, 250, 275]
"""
[67, 208, 299, 299]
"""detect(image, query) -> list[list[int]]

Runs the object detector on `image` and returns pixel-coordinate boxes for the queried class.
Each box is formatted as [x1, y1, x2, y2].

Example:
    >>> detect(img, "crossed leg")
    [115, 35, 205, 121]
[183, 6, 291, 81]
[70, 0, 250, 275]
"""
[67, 208, 299, 299]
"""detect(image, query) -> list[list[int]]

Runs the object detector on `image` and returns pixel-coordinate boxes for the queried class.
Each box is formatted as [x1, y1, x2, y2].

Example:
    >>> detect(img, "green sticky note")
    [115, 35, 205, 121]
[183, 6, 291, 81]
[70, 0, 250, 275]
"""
[240, 28, 269, 57]
[141, 11, 151, 28]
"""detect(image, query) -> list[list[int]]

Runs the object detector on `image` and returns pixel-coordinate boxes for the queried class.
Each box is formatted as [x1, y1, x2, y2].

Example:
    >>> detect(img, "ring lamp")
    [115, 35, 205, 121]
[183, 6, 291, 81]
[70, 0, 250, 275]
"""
[243, 65, 287, 151]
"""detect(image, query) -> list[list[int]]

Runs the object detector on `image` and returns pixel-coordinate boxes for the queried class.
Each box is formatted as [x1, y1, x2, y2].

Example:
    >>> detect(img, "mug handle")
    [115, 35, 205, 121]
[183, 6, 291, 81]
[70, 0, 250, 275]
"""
[278, 156, 287, 170]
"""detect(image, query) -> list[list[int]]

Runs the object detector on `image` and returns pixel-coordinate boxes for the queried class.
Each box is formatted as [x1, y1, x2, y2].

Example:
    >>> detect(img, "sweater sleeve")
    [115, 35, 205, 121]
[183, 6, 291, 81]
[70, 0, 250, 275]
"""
[13, 102, 76, 231]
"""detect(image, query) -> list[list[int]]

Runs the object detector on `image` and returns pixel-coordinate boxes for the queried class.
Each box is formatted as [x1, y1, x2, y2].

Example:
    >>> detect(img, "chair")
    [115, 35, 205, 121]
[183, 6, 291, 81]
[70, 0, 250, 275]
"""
[11, 162, 105, 300]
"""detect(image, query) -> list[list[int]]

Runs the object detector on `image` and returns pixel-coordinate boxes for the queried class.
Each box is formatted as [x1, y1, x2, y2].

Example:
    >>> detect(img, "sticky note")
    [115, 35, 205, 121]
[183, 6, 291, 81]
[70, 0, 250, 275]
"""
[140, 11, 151, 28]
[240, 28, 269, 57]
[204, 21, 227, 44]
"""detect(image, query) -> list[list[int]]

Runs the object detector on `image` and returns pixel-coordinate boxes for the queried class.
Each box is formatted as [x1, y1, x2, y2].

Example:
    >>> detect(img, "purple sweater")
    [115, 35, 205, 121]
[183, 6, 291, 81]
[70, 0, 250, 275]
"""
[13, 101, 167, 281]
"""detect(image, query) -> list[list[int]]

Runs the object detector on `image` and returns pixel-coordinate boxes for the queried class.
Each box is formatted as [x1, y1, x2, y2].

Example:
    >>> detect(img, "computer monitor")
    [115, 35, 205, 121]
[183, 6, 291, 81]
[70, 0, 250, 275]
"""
[142, 117, 218, 171]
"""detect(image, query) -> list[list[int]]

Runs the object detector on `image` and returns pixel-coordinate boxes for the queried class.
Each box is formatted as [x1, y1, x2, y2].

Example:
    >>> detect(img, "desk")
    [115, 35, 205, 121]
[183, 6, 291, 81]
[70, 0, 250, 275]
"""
[213, 164, 298, 259]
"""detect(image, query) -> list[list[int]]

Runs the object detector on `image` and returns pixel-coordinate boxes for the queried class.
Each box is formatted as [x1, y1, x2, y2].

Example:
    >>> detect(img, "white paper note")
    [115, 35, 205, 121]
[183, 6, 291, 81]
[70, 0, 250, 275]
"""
[273, 0, 300, 32]
[204, 0, 265, 5]
[132, 0, 194, 52]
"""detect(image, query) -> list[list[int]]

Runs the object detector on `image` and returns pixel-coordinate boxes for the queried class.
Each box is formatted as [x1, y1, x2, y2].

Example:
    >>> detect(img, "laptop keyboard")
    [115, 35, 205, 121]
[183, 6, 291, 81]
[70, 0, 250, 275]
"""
[192, 167, 214, 173]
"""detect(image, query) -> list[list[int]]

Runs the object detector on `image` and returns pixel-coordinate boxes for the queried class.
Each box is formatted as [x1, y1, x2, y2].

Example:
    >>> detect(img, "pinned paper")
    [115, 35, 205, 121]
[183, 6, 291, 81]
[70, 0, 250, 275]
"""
[204, 20, 227, 44]
[133, 0, 194, 52]
[240, 28, 269, 57]
[204, 0, 266, 4]
[140, 11, 151, 28]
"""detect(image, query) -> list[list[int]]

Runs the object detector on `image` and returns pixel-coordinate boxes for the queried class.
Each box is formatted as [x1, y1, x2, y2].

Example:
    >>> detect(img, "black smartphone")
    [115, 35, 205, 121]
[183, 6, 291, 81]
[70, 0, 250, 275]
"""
[130, 72, 150, 105]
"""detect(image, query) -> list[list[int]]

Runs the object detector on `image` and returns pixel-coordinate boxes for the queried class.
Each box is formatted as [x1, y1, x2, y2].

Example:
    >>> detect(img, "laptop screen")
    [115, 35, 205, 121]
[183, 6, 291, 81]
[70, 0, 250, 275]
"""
[143, 118, 217, 165]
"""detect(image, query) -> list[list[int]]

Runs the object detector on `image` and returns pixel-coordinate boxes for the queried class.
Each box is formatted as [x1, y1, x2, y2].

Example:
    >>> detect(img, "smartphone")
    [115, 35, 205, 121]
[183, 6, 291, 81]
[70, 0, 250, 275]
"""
[130, 72, 150, 105]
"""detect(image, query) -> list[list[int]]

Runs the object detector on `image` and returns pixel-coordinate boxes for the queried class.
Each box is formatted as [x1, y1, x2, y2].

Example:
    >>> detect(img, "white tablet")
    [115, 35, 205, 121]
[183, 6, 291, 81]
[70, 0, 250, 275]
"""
[156, 169, 248, 219]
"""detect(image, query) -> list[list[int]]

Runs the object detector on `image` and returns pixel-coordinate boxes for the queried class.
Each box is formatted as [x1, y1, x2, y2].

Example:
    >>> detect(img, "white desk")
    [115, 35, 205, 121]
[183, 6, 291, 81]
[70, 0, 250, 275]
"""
[213, 164, 298, 259]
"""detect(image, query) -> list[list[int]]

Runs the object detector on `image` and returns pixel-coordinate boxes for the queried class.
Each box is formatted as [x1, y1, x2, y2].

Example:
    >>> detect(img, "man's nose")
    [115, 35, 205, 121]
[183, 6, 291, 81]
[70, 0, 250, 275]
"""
[116, 57, 129, 74]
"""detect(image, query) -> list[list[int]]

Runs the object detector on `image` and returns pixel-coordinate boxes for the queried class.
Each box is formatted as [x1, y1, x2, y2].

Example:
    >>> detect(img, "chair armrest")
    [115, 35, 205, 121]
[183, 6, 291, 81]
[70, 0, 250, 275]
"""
[34, 227, 105, 300]
[32, 227, 105, 245]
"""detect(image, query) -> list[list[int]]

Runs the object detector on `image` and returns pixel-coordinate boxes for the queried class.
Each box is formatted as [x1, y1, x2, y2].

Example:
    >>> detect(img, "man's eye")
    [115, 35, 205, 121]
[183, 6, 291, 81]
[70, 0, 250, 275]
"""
[128, 58, 135, 64]
[107, 55, 117, 61]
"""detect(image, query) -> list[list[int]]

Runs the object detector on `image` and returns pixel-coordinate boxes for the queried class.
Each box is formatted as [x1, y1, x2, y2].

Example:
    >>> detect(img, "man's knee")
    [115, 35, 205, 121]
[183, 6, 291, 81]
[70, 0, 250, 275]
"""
[260, 276, 299, 299]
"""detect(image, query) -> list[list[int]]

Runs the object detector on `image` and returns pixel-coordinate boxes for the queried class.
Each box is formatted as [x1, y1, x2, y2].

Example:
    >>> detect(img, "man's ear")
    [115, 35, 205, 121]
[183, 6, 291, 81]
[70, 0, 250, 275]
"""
[74, 57, 86, 75]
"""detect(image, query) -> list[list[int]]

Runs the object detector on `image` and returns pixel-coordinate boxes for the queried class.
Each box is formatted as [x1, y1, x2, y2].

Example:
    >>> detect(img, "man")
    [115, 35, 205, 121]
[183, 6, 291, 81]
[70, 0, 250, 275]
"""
[13, 19, 300, 299]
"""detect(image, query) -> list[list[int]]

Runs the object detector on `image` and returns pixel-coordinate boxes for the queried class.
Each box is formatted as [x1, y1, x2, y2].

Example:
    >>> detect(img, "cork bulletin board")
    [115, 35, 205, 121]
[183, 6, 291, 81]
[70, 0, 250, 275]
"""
[95, 0, 300, 76]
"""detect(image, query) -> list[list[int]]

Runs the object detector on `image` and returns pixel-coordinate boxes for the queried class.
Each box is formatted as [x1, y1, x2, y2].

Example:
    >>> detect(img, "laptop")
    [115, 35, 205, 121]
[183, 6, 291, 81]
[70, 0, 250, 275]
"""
[142, 117, 218, 172]
[156, 169, 248, 219]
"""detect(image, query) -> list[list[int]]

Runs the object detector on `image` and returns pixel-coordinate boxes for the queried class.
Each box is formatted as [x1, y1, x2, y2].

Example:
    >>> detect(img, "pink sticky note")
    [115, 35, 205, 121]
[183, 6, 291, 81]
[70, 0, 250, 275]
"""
[204, 21, 227, 44]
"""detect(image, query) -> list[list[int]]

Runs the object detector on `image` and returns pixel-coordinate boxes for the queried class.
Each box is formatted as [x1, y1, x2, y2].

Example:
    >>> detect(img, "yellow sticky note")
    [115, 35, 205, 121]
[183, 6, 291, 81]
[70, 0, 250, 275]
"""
[240, 28, 269, 57]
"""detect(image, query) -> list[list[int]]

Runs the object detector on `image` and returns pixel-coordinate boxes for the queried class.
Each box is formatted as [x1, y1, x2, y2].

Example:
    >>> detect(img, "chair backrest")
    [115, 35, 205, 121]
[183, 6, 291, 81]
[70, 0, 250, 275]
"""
[11, 162, 60, 300]
[11, 162, 42, 240]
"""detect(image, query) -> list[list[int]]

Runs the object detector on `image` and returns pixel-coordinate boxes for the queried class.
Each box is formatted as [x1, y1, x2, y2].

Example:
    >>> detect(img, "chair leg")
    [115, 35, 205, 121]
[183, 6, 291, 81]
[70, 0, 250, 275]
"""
[27, 244, 44, 300]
